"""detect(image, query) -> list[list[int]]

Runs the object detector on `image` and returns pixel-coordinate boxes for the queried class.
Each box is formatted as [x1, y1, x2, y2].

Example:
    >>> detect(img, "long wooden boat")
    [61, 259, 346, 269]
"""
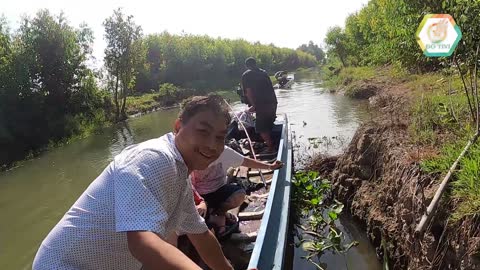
[245, 114, 293, 270]
[222, 114, 293, 270]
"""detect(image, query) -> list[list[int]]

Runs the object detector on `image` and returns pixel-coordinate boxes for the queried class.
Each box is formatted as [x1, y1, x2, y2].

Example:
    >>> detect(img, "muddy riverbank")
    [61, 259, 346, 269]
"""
[311, 73, 480, 269]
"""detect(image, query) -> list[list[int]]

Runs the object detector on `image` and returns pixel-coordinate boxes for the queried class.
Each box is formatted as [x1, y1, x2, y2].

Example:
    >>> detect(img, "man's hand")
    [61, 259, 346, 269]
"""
[268, 160, 284, 170]
[127, 231, 201, 270]
[196, 201, 207, 217]
[188, 230, 233, 270]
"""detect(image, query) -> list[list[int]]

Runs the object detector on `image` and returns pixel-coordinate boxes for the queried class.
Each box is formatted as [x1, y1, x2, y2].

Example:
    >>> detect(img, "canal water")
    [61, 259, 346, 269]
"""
[0, 70, 380, 269]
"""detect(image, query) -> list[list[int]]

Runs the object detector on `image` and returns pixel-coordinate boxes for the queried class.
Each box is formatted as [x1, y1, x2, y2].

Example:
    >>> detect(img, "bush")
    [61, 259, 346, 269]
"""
[156, 83, 180, 106]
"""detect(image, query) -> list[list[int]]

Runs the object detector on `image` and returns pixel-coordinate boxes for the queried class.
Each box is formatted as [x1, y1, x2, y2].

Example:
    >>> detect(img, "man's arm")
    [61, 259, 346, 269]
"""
[192, 187, 207, 217]
[127, 231, 201, 270]
[242, 73, 256, 107]
[245, 87, 256, 108]
[177, 180, 231, 270]
[267, 73, 275, 90]
[188, 230, 233, 270]
[242, 158, 283, 170]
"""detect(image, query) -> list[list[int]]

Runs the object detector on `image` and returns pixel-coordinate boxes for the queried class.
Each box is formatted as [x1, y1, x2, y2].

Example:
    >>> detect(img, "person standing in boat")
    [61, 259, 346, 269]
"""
[274, 71, 289, 87]
[33, 95, 233, 270]
[241, 57, 278, 153]
[191, 146, 283, 238]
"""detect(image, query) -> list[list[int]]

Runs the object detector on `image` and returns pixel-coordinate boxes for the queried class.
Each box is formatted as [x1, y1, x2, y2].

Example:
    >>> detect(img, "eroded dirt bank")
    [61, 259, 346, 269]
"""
[311, 81, 480, 269]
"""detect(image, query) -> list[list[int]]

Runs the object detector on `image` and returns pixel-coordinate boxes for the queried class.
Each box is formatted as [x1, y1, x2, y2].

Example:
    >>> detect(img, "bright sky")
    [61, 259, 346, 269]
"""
[2, 0, 369, 67]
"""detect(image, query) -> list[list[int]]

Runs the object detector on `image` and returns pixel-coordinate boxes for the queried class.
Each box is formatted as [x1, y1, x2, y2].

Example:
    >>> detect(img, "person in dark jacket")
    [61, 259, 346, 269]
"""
[241, 57, 278, 152]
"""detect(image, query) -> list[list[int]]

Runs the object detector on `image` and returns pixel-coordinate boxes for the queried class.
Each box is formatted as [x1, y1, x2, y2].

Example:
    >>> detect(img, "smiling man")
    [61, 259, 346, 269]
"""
[33, 95, 233, 270]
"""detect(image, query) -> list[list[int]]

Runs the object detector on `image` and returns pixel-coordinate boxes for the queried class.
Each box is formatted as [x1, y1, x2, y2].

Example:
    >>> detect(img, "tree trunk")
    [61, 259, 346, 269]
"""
[114, 69, 120, 121]
[337, 49, 347, 67]
[120, 81, 127, 120]
[454, 57, 475, 120]
[339, 56, 347, 68]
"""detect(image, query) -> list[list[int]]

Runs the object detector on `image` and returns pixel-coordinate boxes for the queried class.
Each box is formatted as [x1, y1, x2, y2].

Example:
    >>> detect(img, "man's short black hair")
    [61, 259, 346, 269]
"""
[179, 95, 231, 125]
[245, 57, 257, 68]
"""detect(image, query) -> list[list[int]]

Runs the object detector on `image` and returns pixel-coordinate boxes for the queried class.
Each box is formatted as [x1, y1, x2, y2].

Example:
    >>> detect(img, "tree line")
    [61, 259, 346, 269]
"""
[0, 8, 319, 167]
[324, 0, 480, 73]
[135, 33, 320, 94]
[323, 0, 480, 230]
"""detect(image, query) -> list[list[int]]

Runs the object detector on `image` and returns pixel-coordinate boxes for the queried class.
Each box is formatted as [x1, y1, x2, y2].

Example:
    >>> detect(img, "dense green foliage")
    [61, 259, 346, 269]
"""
[324, 0, 480, 71]
[0, 11, 108, 167]
[134, 33, 318, 92]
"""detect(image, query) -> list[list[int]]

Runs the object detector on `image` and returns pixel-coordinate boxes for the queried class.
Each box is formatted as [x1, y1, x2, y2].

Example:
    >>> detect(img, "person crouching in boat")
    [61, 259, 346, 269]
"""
[33, 95, 233, 270]
[274, 71, 289, 87]
[191, 146, 283, 239]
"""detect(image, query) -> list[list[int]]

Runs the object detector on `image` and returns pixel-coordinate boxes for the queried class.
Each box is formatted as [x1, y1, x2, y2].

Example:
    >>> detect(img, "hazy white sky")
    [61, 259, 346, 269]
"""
[2, 0, 369, 66]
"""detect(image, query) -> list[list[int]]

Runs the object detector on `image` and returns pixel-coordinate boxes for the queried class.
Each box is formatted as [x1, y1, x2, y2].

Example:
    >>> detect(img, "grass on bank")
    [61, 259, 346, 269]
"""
[321, 65, 377, 90]
[408, 72, 479, 221]
[126, 93, 162, 115]
[325, 65, 480, 222]
[126, 83, 240, 116]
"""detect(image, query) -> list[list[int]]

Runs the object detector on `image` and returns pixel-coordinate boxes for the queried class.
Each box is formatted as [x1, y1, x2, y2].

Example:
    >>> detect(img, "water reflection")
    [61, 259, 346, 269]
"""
[110, 122, 136, 158]
[282, 71, 381, 270]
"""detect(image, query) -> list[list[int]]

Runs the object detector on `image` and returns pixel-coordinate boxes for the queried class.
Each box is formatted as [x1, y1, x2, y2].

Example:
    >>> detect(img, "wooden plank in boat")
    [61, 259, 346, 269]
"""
[238, 209, 264, 221]
[239, 219, 262, 234]
[248, 169, 274, 176]
[237, 166, 249, 178]
[248, 175, 273, 185]
[229, 206, 241, 217]
[230, 232, 257, 242]
[231, 168, 239, 178]
[252, 151, 278, 160]
[247, 193, 269, 200]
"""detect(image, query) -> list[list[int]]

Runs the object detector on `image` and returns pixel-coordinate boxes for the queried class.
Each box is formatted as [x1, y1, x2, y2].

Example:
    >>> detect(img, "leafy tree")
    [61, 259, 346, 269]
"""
[325, 26, 348, 67]
[0, 17, 12, 149]
[0, 10, 106, 165]
[103, 8, 144, 121]
[298, 41, 326, 64]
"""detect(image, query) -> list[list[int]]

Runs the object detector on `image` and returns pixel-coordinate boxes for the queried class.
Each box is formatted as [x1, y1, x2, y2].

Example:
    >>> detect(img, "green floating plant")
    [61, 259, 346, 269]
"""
[292, 171, 359, 269]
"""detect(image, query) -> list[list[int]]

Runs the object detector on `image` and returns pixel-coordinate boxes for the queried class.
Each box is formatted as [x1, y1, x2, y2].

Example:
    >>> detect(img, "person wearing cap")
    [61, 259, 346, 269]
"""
[241, 57, 278, 153]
